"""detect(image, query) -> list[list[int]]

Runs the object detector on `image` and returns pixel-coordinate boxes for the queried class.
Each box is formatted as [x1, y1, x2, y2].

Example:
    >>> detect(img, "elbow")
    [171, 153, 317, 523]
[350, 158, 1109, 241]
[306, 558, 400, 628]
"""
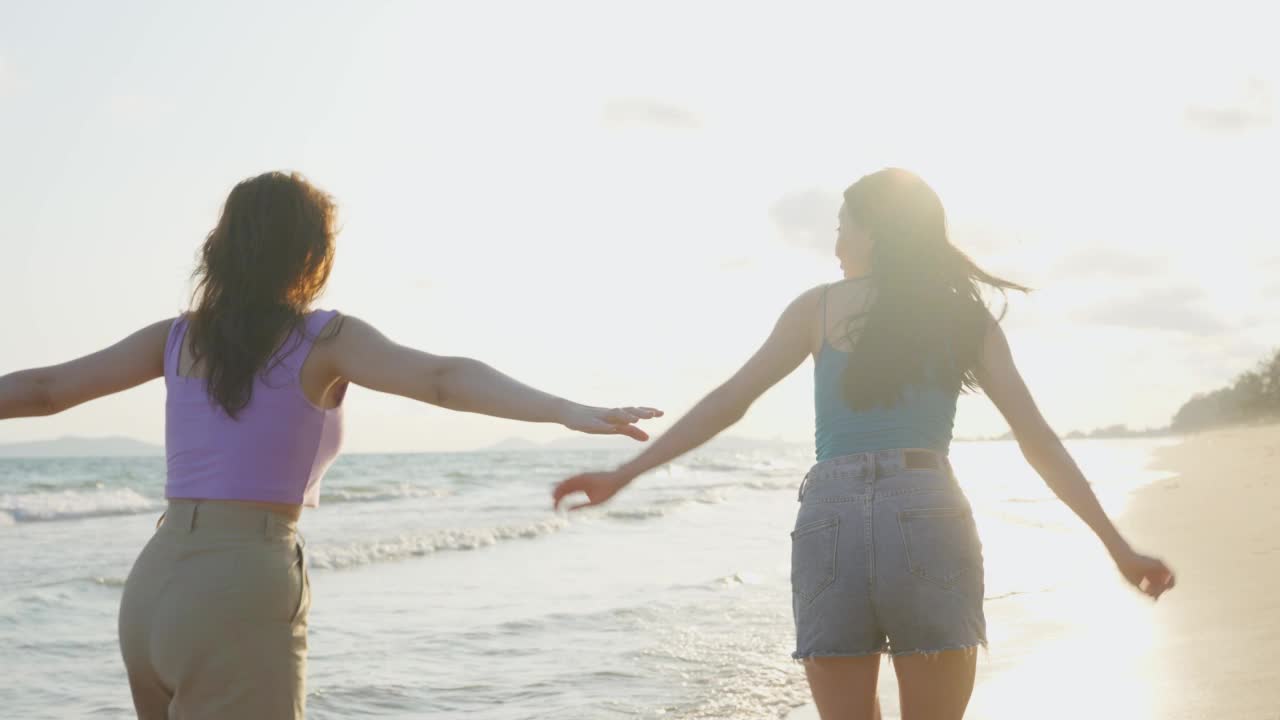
[1017, 441, 1046, 473]
[709, 386, 750, 425]
[1015, 427, 1062, 473]
[0, 372, 58, 419]
[30, 375, 58, 417]
[42, 399, 63, 418]
[430, 357, 482, 409]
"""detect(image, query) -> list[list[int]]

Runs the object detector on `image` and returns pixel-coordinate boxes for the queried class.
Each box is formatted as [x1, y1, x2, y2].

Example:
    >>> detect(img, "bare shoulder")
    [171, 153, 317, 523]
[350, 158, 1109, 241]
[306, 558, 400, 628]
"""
[314, 310, 347, 341]
[980, 306, 1010, 351]
[314, 314, 386, 348]
[145, 317, 180, 339]
[976, 307, 1017, 381]
[785, 284, 827, 318]
[780, 284, 828, 349]
[310, 314, 410, 371]
[797, 283, 828, 305]
[134, 318, 179, 358]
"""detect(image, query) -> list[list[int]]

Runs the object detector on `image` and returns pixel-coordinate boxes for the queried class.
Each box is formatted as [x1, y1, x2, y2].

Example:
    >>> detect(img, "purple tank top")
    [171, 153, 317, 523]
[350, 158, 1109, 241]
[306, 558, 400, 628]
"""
[164, 309, 347, 507]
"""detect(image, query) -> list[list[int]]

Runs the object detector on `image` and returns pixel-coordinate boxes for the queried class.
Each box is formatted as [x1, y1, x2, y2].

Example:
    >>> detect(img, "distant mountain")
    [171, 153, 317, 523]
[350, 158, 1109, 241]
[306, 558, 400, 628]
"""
[0, 436, 163, 458]
[485, 437, 542, 451]
[477, 434, 800, 452]
[956, 423, 1174, 443]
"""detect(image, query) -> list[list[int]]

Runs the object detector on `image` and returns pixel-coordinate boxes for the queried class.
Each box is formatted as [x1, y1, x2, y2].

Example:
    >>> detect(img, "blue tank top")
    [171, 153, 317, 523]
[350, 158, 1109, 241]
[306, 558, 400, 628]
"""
[814, 285, 959, 461]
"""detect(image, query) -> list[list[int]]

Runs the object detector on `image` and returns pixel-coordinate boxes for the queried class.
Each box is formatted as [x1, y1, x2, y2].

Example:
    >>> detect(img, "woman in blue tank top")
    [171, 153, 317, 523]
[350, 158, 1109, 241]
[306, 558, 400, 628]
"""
[554, 168, 1176, 719]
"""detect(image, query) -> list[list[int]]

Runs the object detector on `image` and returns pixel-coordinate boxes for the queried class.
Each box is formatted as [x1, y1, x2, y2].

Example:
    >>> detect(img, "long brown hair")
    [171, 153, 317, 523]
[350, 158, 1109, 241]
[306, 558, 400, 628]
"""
[188, 171, 338, 417]
[842, 168, 1028, 410]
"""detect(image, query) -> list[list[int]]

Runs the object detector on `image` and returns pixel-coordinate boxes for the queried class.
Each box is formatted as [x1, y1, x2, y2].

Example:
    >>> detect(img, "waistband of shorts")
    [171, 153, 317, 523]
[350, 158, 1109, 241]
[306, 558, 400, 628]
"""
[809, 448, 949, 475]
[157, 499, 299, 541]
[799, 449, 953, 501]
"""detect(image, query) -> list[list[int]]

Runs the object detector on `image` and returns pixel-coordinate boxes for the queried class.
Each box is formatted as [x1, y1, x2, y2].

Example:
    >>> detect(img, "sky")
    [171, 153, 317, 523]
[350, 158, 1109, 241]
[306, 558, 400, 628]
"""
[2, 0, 1278, 453]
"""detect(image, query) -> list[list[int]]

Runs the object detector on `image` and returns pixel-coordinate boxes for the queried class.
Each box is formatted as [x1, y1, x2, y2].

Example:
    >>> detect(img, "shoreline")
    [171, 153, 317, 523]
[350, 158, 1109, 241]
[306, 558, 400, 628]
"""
[1115, 424, 1280, 719]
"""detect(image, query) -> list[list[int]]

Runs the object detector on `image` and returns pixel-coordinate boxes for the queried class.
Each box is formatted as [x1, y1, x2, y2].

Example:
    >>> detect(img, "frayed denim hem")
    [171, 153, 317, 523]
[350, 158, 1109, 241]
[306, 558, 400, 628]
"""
[888, 639, 988, 660]
[792, 647, 888, 663]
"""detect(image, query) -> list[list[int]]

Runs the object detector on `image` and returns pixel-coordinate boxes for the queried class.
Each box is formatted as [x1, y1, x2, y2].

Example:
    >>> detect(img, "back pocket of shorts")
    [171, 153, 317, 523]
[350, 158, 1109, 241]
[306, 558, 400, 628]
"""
[791, 517, 839, 606]
[898, 507, 980, 590]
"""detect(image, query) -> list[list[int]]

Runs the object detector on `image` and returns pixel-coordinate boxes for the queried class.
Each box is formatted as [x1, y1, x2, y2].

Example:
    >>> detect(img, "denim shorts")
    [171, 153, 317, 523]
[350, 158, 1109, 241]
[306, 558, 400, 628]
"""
[791, 449, 987, 659]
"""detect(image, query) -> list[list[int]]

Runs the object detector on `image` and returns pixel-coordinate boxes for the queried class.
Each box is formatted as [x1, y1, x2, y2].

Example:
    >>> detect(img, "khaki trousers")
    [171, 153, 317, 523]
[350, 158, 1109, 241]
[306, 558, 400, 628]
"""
[118, 500, 310, 719]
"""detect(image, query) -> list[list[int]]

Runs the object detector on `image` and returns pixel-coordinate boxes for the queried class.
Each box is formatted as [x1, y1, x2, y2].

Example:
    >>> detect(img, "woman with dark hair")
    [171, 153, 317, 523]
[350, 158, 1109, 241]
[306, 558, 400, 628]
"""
[0, 171, 661, 719]
[553, 168, 1174, 719]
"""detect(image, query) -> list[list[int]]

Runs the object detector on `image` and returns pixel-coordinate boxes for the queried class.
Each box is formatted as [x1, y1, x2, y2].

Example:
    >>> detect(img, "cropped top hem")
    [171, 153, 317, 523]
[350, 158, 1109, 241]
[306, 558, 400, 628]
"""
[164, 488, 316, 507]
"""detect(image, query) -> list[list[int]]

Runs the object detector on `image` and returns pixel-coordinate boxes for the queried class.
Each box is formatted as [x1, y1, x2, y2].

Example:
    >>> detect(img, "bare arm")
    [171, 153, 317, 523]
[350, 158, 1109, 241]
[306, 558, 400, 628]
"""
[321, 316, 661, 438]
[553, 287, 821, 509]
[976, 316, 1174, 598]
[0, 320, 171, 419]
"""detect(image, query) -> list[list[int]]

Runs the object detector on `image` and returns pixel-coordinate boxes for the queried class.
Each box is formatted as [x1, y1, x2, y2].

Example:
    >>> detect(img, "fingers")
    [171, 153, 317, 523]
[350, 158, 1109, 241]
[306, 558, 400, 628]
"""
[1139, 569, 1175, 600]
[576, 420, 649, 440]
[601, 407, 665, 425]
[611, 423, 650, 442]
[553, 474, 608, 511]
[603, 409, 641, 425]
[551, 478, 582, 510]
[1148, 560, 1175, 598]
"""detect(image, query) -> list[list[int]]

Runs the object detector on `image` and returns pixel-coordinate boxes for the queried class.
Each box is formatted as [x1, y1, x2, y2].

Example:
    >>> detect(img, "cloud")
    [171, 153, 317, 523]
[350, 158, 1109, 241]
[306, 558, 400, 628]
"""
[0, 57, 13, 98]
[718, 257, 754, 271]
[1052, 248, 1167, 278]
[601, 98, 700, 130]
[107, 93, 177, 124]
[1262, 278, 1280, 299]
[769, 188, 842, 252]
[1185, 77, 1274, 132]
[1075, 286, 1228, 336]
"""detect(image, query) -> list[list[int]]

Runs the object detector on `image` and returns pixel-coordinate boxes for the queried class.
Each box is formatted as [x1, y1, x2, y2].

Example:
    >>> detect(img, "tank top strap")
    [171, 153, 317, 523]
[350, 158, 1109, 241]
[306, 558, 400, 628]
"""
[163, 315, 190, 379]
[816, 283, 835, 354]
[303, 309, 341, 338]
[274, 309, 340, 373]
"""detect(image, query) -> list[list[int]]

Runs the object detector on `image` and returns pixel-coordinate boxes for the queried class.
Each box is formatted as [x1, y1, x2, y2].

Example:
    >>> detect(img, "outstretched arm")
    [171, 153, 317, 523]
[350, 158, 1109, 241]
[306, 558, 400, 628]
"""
[553, 287, 821, 510]
[322, 316, 661, 439]
[976, 315, 1175, 599]
[0, 320, 171, 419]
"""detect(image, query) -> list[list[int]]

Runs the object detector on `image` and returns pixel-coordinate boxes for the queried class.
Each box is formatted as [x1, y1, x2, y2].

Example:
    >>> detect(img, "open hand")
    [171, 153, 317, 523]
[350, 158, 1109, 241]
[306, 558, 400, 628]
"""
[559, 405, 663, 441]
[1113, 548, 1176, 600]
[552, 471, 633, 511]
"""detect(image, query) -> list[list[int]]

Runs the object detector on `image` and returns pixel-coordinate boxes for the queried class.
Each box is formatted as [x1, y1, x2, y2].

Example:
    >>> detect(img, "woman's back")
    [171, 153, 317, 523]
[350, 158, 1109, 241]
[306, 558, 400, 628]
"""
[164, 309, 347, 507]
[813, 277, 960, 461]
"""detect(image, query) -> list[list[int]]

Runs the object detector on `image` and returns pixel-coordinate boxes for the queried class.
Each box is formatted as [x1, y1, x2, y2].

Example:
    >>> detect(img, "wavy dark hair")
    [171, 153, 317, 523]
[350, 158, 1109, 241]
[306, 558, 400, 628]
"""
[188, 171, 338, 417]
[842, 168, 1028, 410]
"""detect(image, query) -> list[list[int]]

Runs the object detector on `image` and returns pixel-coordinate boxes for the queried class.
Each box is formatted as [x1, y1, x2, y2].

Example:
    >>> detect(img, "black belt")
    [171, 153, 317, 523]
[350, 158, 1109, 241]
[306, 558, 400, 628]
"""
[903, 449, 948, 471]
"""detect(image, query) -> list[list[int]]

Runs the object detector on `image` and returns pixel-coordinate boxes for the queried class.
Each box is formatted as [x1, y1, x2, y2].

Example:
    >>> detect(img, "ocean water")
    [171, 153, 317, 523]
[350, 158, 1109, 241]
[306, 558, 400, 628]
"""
[0, 438, 1178, 719]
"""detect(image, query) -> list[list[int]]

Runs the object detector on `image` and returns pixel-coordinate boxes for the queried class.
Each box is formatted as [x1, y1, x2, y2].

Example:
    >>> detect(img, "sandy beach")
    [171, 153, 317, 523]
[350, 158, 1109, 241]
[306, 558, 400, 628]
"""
[1121, 424, 1280, 718]
[791, 425, 1280, 719]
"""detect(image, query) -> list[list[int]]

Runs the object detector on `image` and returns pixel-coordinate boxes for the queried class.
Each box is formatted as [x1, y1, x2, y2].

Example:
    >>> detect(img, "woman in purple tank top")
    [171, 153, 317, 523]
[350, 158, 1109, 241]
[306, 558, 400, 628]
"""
[0, 171, 661, 719]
